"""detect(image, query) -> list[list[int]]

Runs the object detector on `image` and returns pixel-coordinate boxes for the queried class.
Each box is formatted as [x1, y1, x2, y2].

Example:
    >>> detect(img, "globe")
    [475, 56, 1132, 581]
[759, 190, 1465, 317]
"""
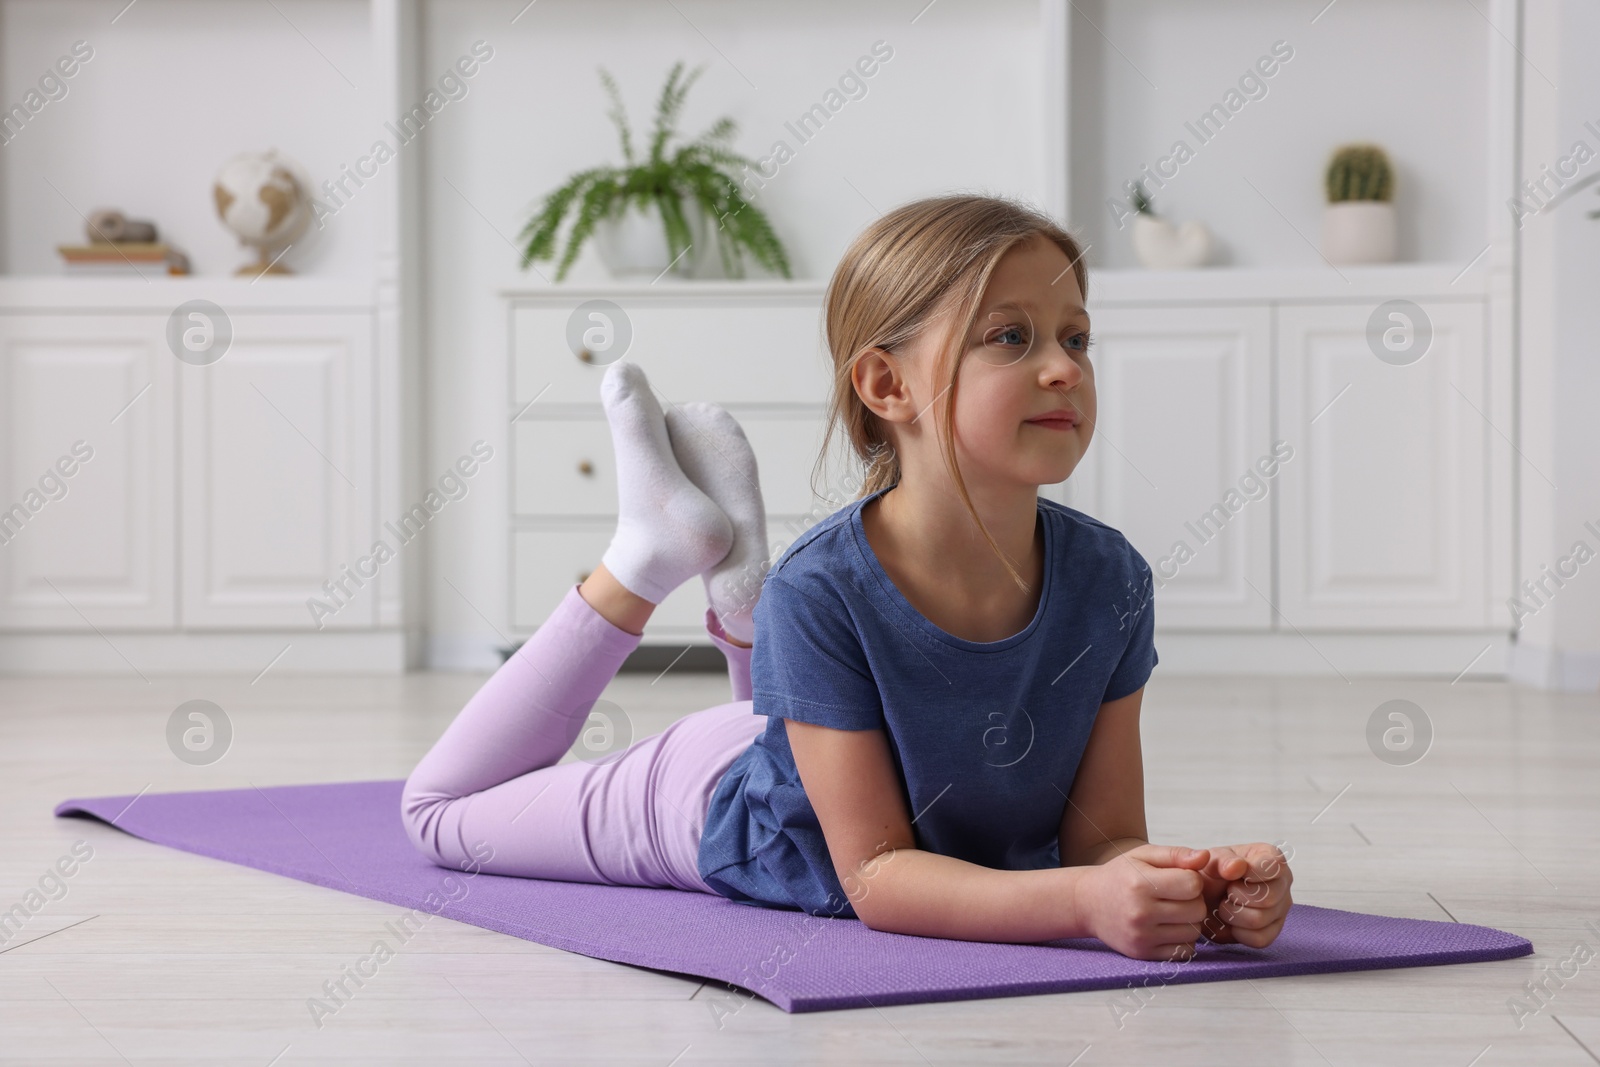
[212, 149, 311, 276]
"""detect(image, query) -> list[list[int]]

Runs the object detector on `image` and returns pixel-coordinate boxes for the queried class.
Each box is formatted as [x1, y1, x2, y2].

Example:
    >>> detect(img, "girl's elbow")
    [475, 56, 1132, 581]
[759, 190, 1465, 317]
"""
[844, 892, 897, 933]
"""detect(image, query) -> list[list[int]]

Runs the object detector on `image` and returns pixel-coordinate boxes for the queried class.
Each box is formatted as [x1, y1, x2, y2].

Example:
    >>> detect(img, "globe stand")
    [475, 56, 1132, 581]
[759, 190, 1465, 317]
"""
[233, 246, 294, 278]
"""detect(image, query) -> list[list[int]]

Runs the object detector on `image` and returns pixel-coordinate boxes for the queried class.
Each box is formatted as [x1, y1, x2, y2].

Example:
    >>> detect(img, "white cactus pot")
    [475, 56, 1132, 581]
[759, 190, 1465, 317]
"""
[1321, 201, 1396, 264]
[593, 197, 707, 279]
[1131, 213, 1212, 270]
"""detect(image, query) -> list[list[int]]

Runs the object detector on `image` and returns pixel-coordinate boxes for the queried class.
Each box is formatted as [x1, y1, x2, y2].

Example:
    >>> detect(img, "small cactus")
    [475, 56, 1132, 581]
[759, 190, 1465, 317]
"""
[1325, 143, 1394, 203]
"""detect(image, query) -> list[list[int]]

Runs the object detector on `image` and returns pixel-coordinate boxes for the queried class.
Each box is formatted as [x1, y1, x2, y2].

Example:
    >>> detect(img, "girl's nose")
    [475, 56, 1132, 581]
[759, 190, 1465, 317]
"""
[1041, 341, 1083, 391]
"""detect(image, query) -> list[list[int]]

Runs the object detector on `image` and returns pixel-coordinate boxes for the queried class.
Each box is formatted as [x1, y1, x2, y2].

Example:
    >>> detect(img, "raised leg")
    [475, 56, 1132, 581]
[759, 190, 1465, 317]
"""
[400, 359, 769, 886]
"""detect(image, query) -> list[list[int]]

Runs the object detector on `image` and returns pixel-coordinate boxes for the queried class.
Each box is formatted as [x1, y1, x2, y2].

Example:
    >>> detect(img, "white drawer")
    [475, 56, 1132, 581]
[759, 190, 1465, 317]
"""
[512, 409, 855, 518]
[512, 420, 617, 517]
[511, 294, 832, 407]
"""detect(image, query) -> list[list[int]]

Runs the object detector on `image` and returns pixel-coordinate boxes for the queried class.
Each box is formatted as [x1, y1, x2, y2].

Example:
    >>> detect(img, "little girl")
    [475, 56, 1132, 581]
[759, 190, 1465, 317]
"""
[402, 194, 1292, 963]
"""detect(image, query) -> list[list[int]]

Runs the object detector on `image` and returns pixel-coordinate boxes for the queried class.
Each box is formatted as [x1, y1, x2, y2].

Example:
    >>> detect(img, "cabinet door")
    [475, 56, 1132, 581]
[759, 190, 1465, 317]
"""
[180, 313, 374, 628]
[0, 315, 175, 629]
[1068, 305, 1274, 629]
[1277, 300, 1489, 628]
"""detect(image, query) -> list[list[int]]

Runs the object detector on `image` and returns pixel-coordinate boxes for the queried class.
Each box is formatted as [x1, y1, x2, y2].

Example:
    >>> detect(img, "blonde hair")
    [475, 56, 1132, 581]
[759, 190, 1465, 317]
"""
[813, 193, 1090, 592]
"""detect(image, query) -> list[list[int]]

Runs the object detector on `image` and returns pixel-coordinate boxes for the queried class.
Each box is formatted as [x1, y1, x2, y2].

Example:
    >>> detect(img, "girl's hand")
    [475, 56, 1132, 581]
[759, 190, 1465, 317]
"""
[1074, 844, 1213, 962]
[1193, 843, 1293, 949]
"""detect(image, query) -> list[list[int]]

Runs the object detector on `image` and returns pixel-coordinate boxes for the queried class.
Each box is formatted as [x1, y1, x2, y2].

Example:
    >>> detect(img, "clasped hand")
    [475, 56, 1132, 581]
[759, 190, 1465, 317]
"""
[1076, 842, 1293, 962]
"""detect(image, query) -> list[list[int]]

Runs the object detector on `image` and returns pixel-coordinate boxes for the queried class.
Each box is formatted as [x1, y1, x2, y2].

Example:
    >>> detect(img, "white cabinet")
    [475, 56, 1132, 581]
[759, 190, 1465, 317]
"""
[0, 315, 175, 629]
[1077, 275, 1500, 636]
[1276, 300, 1490, 629]
[0, 289, 383, 648]
[1067, 306, 1274, 629]
[179, 314, 375, 628]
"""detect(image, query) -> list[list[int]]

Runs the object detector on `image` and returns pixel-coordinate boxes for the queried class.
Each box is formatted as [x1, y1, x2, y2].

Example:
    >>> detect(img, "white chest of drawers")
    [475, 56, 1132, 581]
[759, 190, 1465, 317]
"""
[503, 283, 851, 643]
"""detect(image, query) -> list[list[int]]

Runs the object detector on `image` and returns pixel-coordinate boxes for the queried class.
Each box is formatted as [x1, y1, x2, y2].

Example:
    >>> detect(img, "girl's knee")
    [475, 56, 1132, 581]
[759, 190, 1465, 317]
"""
[398, 776, 456, 867]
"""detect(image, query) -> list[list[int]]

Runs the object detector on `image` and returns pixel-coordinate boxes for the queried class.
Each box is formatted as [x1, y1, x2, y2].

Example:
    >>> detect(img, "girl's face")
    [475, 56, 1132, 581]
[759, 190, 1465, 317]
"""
[924, 234, 1097, 491]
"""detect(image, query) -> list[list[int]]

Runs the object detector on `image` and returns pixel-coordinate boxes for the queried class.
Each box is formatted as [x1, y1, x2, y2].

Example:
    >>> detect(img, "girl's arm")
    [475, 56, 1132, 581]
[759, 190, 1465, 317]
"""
[786, 717, 1094, 944]
[1061, 686, 1279, 948]
[788, 683, 1215, 956]
[1059, 686, 1150, 867]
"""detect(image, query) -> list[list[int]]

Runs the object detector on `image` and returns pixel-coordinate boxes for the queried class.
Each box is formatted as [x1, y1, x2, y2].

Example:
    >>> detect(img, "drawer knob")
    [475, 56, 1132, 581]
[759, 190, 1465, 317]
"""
[577, 459, 594, 476]
[578, 349, 594, 364]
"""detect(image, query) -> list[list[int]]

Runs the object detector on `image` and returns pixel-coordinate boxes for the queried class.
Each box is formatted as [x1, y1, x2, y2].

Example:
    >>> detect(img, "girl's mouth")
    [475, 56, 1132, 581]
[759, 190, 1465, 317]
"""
[1025, 411, 1079, 430]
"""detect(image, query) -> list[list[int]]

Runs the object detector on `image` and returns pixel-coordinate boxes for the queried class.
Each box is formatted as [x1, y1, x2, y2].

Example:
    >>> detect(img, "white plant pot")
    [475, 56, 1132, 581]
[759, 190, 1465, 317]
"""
[1321, 201, 1396, 264]
[593, 198, 706, 279]
[1131, 213, 1212, 270]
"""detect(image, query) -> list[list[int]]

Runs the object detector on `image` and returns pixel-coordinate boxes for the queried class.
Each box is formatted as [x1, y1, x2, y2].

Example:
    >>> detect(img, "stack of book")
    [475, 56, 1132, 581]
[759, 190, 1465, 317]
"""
[56, 242, 191, 275]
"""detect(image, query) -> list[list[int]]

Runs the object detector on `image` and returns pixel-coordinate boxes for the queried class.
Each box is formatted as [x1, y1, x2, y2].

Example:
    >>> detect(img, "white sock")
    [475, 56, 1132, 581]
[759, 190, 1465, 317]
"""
[598, 362, 733, 604]
[665, 402, 768, 643]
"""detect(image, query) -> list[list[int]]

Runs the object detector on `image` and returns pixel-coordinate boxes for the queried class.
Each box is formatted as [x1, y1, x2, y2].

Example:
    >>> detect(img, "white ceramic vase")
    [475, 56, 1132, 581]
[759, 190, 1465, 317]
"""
[1131, 213, 1212, 270]
[593, 197, 706, 279]
[1321, 201, 1396, 264]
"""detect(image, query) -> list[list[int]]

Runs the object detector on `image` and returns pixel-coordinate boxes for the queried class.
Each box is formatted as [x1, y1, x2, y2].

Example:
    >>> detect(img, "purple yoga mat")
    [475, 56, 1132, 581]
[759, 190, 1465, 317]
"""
[55, 780, 1531, 1013]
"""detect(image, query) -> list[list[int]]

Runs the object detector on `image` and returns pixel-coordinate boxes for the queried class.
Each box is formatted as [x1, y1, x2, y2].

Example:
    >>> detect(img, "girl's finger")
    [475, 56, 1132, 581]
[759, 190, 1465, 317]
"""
[1152, 895, 1209, 926]
[1217, 902, 1277, 930]
[1200, 850, 1249, 883]
[1227, 876, 1285, 908]
[1246, 843, 1292, 881]
[1152, 921, 1210, 946]
[1148, 941, 1200, 962]
[1145, 865, 1207, 900]
[1228, 914, 1287, 949]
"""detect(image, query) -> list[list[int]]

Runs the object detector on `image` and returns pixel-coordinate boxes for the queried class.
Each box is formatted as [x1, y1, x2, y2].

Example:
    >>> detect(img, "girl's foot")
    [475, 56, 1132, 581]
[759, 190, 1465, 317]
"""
[665, 402, 768, 644]
[598, 362, 733, 604]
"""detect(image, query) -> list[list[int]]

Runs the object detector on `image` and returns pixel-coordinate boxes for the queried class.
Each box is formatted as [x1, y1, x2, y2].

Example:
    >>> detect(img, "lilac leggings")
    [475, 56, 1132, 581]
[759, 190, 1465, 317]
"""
[401, 583, 766, 893]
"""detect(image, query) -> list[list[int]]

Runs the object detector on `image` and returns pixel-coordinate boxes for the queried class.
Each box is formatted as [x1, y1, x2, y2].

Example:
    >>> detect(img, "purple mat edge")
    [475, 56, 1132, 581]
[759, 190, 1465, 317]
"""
[53, 782, 1535, 1014]
[49, 795, 777, 998]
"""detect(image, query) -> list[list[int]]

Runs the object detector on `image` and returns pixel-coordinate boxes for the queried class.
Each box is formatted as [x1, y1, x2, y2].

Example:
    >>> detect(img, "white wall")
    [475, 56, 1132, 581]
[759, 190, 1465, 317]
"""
[1070, 0, 1490, 269]
[1512, 0, 1600, 690]
[0, 0, 375, 278]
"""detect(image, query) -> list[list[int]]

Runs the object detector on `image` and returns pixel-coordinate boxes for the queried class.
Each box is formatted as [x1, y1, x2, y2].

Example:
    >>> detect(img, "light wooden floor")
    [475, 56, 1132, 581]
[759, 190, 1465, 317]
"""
[1, 668, 1597, 1066]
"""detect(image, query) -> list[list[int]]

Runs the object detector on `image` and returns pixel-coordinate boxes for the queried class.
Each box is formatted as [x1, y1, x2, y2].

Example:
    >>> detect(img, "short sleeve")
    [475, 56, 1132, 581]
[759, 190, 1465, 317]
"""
[749, 573, 885, 731]
[1102, 546, 1158, 703]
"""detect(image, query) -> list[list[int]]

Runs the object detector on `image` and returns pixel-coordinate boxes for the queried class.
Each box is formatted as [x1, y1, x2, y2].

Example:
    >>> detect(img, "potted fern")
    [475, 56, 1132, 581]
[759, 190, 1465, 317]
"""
[1321, 143, 1396, 264]
[518, 62, 791, 281]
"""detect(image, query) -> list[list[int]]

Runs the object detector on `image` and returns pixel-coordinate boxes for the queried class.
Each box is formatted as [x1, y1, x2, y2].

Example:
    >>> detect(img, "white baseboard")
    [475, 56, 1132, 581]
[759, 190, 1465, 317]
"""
[1143, 630, 1511, 679]
[425, 629, 1517, 680]
[0, 631, 410, 676]
[423, 634, 508, 673]
[3, 629, 1526, 680]
[1507, 642, 1600, 692]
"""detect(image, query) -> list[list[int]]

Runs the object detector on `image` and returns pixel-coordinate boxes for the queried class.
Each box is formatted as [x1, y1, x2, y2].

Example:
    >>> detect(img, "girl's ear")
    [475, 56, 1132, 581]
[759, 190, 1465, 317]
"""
[852, 345, 915, 425]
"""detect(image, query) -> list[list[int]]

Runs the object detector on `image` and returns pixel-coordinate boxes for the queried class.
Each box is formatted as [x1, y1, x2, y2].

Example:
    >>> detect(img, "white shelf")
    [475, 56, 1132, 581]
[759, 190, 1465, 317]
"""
[502, 264, 1494, 309]
[1088, 262, 1494, 304]
[501, 280, 828, 301]
[0, 276, 377, 311]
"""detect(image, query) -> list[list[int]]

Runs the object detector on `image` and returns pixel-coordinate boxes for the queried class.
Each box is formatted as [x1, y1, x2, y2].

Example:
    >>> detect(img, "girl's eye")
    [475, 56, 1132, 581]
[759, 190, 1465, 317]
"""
[981, 325, 1095, 353]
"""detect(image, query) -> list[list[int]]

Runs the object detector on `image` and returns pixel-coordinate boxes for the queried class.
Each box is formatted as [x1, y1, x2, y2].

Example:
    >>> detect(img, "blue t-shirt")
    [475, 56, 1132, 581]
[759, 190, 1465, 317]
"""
[695, 483, 1158, 919]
